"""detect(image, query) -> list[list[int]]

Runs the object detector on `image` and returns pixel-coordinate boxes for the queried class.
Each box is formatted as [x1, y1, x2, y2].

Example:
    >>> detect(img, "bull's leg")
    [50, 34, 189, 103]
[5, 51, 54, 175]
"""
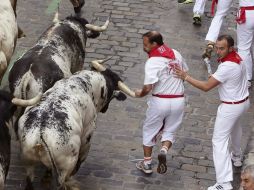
[57, 171, 79, 190]
[24, 165, 35, 190]
[41, 169, 52, 188]
[74, 0, 85, 14]
[18, 25, 26, 38]
[0, 51, 7, 85]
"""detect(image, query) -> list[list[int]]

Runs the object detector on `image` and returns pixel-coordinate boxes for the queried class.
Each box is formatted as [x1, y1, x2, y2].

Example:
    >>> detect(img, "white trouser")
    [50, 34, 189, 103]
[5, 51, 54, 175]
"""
[193, 0, 207, 15]
[237, 10, 254, 81]
[212, 100, 250, 183]
[205, 0, 233, 42]
[143, 97, 184, 147]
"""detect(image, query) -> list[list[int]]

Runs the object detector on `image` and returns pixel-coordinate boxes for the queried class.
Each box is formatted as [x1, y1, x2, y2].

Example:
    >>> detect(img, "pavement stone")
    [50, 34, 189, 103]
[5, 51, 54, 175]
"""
[1, 0, 254, 190]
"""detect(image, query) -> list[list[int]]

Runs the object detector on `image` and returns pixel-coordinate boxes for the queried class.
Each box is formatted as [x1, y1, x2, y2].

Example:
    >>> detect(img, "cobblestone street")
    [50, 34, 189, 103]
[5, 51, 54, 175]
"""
[2, 0, 254, 189]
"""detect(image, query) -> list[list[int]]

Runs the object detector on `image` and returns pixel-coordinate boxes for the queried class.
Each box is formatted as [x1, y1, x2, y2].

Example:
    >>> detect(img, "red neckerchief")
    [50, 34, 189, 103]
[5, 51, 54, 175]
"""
[148, 44, 175, 59]
[236, 6, 254, 24]
[217, 50, 242, 64]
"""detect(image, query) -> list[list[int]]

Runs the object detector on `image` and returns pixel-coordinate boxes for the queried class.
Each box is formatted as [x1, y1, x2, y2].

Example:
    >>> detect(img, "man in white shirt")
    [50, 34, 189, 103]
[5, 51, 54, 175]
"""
[236, 0, 254, 88]
[174, 34, 250, 190]
[134, 31, 188, 174]
[202, 0, 233, 59]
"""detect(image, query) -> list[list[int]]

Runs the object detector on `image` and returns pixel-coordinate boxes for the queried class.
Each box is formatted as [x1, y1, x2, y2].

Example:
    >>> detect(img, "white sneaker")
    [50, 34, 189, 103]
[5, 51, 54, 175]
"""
[208, 183, 232, 190]
[231, 152, 242, 167]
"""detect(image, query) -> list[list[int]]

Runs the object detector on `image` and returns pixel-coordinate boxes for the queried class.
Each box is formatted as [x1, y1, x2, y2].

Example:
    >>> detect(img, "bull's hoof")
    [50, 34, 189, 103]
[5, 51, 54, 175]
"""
[25, 177, 34, 190]
[41, 169, 52, 186]
[18, 26, 26, 38]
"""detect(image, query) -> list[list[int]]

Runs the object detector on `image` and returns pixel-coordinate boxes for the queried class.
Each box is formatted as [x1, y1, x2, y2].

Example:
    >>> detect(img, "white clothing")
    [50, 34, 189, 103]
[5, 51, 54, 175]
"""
[193, 0, 207, 15]
[143, 96, 184, 146]
[239, 0, 254, 7]
[237, 2, 254, 81]
[205, 0, 233, 42]
[211, 58, 250, 183]
[144, 49, 188, 95]
[212, 100, 250, 183]
[142, 49, 187, 147]
[212, 61, 249, 102]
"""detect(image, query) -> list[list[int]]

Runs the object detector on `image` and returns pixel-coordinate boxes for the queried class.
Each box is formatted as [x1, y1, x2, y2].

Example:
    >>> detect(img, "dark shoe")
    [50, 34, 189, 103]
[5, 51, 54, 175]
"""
[248, 80, 252, 89]
[178, 0, 193, 4]
[157, 153, 167, 174]
[136, 160, 153, 174]
[193, 13, 201, 26]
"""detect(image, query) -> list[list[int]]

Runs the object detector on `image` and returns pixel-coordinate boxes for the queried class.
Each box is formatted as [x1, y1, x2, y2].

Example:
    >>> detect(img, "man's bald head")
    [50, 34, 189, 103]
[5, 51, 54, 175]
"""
[142, 31, 164, 46]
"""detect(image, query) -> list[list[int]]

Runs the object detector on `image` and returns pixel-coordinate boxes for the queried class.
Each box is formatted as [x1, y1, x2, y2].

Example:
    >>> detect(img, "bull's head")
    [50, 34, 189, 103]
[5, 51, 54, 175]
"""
[90, 59, 136, 113]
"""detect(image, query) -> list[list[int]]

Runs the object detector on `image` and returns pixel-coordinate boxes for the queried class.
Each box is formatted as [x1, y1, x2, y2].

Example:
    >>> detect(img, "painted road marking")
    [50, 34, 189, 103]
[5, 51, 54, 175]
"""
[46, 0, 61, 14]
[0, 50, 26, 89]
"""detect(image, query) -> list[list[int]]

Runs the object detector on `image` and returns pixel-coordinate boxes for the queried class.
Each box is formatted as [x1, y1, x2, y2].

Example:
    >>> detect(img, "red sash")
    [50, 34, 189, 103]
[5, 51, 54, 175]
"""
[211, 0, 218, 16]
[236, 6, 254, 24]
[217, 50, 242, 64]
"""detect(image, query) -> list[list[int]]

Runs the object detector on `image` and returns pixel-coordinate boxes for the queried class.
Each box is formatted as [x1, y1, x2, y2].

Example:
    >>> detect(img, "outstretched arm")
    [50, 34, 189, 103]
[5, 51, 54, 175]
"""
[135, 84, 153, 98]
[174, 66, 220, 92]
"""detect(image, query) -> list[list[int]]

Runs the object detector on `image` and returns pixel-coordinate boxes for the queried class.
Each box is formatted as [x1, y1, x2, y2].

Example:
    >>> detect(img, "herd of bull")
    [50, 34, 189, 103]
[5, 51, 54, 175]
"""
[0, 0, 136, 189]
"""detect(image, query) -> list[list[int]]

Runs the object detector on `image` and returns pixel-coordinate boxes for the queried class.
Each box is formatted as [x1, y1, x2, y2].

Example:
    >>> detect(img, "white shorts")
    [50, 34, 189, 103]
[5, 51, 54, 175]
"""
[143, 96, 185, 147]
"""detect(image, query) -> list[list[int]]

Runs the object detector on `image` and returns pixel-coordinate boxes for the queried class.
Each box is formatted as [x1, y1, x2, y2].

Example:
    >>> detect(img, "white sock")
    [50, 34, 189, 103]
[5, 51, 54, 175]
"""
[160, 146, 168, 154]
[144, 157, 152, 165]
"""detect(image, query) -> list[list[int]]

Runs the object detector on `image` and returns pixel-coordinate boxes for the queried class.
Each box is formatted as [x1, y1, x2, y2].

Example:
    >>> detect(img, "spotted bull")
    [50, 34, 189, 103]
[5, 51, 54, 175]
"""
[0, 0, 18, 84]
[0, 90, 41, 190]
[18, 59, 135, 190]
[9, 14, 110, 100]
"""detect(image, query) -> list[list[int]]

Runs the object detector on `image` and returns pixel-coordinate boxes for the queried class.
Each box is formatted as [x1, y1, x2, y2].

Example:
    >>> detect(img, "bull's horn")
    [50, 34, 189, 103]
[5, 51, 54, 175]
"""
[118, 81, 136, 97]
[91, 60, 106, 72]
[53, 4, 60, 23]
[90, 57, 113, 72]
[85, 15, 110, 32]
[12, 93, 43, 107]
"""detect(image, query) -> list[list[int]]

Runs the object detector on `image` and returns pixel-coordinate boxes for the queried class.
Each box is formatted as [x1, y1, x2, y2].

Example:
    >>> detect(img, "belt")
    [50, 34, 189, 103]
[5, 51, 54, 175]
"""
[236, 6, 254, 24]
[221, 97, 249, 104]
[152, 94, 184, 98]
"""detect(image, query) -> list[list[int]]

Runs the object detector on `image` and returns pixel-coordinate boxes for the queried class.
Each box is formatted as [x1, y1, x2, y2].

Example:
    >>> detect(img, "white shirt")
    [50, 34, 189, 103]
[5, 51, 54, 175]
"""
[144, 49, 188, 95]
[212, 61, 249, 102]
[239, 0, 254, 7]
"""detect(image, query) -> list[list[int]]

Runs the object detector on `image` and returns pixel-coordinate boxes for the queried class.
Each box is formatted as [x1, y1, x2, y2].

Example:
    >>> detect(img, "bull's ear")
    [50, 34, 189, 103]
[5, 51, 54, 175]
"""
[114, 91, 127, 101]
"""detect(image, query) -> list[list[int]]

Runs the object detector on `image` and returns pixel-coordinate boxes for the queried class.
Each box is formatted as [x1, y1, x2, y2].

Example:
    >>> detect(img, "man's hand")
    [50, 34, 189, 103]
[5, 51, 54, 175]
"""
[173, 65, 188, 80]
[134, 89, 142, 97]
[134, 85, 153, 98]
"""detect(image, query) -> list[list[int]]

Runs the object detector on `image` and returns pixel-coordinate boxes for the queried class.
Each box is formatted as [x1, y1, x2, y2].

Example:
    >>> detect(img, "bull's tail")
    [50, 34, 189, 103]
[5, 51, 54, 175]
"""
[0, 51, 7, 84]
[21, 65, 33, 99]
[35, 134, 61, 190]
[13, 64, 41, 105]
[11, 92, 42, 107]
